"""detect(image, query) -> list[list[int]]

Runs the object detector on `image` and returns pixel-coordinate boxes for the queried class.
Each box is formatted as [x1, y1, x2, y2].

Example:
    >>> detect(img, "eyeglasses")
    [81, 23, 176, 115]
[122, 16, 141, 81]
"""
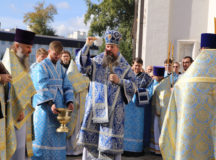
[173, 66, 178, 68]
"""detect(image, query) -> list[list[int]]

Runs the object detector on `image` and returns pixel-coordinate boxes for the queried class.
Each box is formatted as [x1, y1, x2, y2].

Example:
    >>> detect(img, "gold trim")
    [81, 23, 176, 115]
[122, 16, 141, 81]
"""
[11, 71, 26, 84]
[0, 143, 6, 150]
[26, 117, 33, 158]
[10, 81, 36, 107]
[27, 151, 33, 157]
[149, 148, 161, 154]
[73, 80, 89, 89]
[26, 134, 32, 141]
[178, 77, 216, 83]
[14, 104, 34, 129]
[6, 117, 16, 160]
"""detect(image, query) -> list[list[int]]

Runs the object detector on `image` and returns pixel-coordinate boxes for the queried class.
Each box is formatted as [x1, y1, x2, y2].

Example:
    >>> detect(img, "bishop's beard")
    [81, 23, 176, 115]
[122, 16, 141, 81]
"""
[16, 47, 30, 71]
[102, 51, 118, 68]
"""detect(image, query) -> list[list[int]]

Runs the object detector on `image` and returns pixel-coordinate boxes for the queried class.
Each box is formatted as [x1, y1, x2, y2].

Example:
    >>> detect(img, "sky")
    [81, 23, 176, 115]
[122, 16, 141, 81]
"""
[0, 0, 98, 36]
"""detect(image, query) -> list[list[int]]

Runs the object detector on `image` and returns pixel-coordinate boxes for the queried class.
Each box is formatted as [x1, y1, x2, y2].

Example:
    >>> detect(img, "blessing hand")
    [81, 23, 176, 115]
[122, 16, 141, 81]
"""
[86, 37, 96, 46]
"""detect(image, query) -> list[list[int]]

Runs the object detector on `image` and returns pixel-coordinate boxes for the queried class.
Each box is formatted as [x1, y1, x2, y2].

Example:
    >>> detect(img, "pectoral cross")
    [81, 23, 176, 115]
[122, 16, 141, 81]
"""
[109, 63, 114, 74]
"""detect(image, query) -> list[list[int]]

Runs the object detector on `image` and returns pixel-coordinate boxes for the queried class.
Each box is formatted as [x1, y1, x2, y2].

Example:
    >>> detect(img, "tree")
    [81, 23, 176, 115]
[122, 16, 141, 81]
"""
[23, 1, 57, 36]
[84, 0, 135, 64]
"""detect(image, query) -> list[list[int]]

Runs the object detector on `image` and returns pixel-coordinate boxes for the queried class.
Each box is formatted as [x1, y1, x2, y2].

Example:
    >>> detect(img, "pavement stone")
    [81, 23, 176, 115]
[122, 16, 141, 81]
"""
[67, 153, 162, 160]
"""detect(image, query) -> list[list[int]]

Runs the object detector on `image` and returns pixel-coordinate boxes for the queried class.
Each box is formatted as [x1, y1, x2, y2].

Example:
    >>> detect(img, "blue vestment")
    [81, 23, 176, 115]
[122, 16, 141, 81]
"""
[30, 62, 38, 70]
[31, 58, 74, 160]
[147, 80, 159, 98]
[123, 72, 152, 152]
[75, 45, 137, 156]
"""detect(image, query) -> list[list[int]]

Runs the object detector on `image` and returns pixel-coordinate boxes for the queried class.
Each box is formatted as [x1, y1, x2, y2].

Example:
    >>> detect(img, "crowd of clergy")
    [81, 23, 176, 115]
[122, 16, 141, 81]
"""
[0, 27, 215, 160]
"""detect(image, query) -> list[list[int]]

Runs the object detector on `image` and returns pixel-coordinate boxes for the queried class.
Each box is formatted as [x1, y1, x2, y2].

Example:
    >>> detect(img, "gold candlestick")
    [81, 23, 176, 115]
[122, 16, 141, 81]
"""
[168, 41, 171, 62]
[214, 17, 216, 34]
[171, 43, 174, 87]
[171, 44, 174, 60]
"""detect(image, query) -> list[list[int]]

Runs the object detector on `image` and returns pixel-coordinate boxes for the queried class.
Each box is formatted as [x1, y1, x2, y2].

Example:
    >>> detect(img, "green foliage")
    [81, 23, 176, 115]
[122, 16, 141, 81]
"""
[23, 1, 57, 36]
[84, 0, 134, 64]
[98, 39, 106, 53]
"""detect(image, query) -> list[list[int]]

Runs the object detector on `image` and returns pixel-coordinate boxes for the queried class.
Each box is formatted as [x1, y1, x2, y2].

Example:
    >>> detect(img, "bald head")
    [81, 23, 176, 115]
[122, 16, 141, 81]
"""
[146, 65, 153, 74]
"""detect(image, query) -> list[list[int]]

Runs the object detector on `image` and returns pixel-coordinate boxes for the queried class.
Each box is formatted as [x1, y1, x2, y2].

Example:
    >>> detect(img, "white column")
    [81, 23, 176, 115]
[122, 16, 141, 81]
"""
[135, 0, 145, 58]
[141, 0, 171, 68]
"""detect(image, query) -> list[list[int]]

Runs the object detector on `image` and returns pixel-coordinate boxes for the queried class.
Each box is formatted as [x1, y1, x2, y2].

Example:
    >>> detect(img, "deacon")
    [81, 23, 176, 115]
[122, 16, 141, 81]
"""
[75, 30, 137, 160]
[31, 41, 74, 160]
[124, 57, 152, 155]
[2, 28, 35, 160]
[159, 33, 216, 160]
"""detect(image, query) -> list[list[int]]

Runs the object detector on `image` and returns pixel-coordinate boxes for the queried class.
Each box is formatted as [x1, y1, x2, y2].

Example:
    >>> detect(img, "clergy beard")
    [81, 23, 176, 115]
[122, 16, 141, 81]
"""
[102, 52, 118, 68]
[16, 47, 30, 71]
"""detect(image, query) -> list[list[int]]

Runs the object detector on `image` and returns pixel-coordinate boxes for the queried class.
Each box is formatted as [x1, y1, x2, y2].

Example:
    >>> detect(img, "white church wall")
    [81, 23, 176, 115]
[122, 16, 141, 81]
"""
[207, 0, 216, 32]
[170, 0, 209, 64]
[142, 0, 171, 68]
[141, 0, 214, 69]
[170, 0, 209, 41]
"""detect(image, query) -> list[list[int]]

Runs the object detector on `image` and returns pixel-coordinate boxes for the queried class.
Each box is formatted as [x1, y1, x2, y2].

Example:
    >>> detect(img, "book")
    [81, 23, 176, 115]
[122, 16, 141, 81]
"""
[0, 62, 9, 74]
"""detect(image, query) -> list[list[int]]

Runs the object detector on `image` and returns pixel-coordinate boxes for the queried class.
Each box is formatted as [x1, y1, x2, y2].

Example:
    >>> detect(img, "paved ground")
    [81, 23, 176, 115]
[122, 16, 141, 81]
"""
[67, 152, 162, 160]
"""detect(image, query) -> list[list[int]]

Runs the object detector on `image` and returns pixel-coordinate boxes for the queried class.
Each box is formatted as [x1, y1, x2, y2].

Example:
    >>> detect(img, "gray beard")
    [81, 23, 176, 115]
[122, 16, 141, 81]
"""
[102, 54, 118, 68]
[16, 49, 30, 71]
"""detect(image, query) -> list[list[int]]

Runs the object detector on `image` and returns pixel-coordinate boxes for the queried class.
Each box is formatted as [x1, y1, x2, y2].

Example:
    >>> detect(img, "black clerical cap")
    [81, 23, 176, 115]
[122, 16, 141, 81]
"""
[153, 66, 165, 76]
[14, 28, 35, 45]
[201, 33, 216, 49]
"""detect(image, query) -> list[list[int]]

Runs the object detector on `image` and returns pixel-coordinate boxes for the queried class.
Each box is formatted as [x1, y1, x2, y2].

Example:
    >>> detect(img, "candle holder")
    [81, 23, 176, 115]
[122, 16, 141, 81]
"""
[56, 108, 72, 133]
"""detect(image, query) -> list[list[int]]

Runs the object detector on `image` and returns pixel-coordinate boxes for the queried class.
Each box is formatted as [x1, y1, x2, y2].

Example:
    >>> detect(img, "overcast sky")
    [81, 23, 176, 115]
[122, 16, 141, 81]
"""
[0, 0, 98, 36]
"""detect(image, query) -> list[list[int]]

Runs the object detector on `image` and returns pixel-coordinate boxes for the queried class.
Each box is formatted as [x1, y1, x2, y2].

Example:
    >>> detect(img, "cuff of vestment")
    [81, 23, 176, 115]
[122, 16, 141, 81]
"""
[117, 79, 123, 86]
[82, 44, 90, 56]
[48, 100, 54, 106]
